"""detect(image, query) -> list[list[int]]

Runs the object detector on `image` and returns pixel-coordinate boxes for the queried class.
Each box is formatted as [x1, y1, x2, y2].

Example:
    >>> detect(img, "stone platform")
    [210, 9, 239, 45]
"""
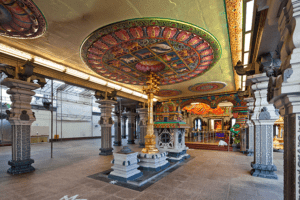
[89, 156, 193, 191]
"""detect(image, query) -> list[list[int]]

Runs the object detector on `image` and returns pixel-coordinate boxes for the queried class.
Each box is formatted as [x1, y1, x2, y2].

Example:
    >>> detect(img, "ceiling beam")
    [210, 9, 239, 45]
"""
[0, 53, 147, 103]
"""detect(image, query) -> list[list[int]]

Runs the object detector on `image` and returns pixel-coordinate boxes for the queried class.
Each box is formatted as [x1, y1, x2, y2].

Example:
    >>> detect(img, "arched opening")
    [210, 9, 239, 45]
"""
[182, 100, 234, 147]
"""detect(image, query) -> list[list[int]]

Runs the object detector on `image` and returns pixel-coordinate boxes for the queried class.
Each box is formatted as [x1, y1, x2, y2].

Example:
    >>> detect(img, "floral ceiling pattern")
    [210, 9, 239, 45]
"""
[0, 0, 46, 38]
[188, 82, 226, 92]
[80, 18, 221, 86]
[157, 89, 182, 97]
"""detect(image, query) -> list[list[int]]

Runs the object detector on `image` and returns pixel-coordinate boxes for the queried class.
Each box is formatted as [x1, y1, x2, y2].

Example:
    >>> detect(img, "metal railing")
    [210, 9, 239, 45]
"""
[187, 130, 232, 151]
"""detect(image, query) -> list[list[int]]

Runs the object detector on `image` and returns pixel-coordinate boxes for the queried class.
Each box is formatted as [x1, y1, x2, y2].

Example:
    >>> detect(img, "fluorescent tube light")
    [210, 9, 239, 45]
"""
[132, 91, 143, 97]
[245, 0, 254, 32]
[34, 57, 65, 72]
[244, 33, 251, 52]
[0, 44, 32, 60]
[65, 68, 89, 80]
[142, 94, 148, 99]
[121, 87, 133, 94]
[153, 98, 158, 102]
[107, 82, 122, 90]
[89, 76, 107, 85]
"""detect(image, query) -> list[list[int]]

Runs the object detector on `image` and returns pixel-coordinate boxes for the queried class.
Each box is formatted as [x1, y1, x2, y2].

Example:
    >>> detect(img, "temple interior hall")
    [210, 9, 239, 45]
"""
[0, 0, 297, 199]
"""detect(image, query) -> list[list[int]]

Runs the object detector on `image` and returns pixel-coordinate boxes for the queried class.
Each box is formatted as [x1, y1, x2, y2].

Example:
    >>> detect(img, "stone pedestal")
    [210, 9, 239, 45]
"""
[108, 146, 142, 182]
[113, 105, 122, 146]
[121, 115, 127, 139]
[137, 108, 147, 147]
[125, 111, 136, 144]
[245, 97, 254, 156]
[137, 152, 169, 172]
[247, 73, 279, 179]
[97, 99, 116, 156]
[154, 127, 190, 162]
[2, 78, 40, 175]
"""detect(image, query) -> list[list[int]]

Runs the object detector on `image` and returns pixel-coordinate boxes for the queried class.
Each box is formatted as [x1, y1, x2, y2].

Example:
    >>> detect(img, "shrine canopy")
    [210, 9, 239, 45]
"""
[182, 103, 232, 117]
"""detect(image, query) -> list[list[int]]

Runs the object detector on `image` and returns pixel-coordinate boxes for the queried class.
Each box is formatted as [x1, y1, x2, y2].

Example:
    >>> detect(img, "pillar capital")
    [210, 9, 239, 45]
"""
[1, 78, 40, 126]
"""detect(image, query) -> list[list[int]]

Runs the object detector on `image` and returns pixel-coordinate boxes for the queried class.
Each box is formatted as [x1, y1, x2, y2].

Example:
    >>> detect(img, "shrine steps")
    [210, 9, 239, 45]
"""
[185, 143, 233, 151]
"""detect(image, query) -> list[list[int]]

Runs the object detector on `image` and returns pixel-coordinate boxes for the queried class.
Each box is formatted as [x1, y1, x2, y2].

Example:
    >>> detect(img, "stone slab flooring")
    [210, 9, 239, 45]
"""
[0, 139, 283, 200]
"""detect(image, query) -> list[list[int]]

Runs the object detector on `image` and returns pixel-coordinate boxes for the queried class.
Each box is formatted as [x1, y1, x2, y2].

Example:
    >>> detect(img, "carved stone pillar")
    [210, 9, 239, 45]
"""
[137, 108, 147, 147]
[121, 115, 127, 139]
[97, 99, 116, 156]
[125, 111, 136, 144]
[113, 105, 121, 146]
[136, 115, 140, 139]
[247, 73, 279, 179]
[2, 78, 40, 175]
[245, 97, 255, 156]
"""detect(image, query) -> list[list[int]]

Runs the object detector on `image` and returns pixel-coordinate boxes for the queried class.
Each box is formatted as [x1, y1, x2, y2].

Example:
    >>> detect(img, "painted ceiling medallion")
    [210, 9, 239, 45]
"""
[188, 82, 226, 92]
[135, 60, 165, 73]
[0, 0, 47, 38]
[157, 89, 182, 97]
[81, 18, 221, 86]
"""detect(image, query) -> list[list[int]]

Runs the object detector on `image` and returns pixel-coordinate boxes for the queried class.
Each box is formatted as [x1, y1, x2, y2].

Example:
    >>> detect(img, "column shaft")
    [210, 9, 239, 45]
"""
[2, 78, 40, 175]
[97, 100, 116, 156]
[137, 108, 147, 147]
[126, 112, 136, 144]
[248, 74, 279, 179]
[113, 113, 121, 146]
[121, 115, 126, 139]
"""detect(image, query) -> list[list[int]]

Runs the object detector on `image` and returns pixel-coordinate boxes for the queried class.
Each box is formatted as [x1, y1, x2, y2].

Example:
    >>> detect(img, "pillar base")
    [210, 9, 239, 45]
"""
[127, 140, 135, 144]
[139, 143, 145, 148]
[167, 150, 190, 163]
[113, 141, 122, 146]
[138, 152, 170, 172]
[246, 150, 254, 156]
[7, 159, 35, 175]
[250, 162, 278, 179]
[99, 148, 113, 156]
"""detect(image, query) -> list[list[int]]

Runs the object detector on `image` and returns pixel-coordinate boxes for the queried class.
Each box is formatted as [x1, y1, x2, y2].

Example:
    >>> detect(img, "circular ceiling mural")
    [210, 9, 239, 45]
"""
[188, 82, 226, 92]
[81, 18, 221, 86]
[0, 0, 47, 38]
[157, 89, 182, 97]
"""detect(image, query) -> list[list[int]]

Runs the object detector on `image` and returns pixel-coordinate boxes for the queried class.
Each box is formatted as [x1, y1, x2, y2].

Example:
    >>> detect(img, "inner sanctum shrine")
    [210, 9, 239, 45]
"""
[0, 0, 295, 199]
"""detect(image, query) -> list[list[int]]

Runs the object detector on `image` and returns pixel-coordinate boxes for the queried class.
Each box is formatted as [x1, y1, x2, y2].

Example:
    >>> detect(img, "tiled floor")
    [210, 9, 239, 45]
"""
[0, 139, 284, 200]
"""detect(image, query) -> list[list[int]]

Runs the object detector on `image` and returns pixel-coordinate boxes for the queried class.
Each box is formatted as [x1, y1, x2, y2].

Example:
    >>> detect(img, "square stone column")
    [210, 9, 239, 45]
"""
[113, 105, 122, 146]
[245, 97, 255, 156]
[137, 108, 147, 147]
[247, 73, 279, 179]
[125, 111, 136, 144]
[97, 99, 116, 156]
[121, 115, 127, 139]
[2, 78, 40, 175]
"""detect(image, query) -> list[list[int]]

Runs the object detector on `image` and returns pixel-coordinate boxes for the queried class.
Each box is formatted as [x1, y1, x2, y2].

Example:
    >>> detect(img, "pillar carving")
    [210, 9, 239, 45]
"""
[113, 105, 121, 146]
[97, 99, 116, 156]
[264, 0, 300, 198]
[2, 78, 40, 174]
[125, 111, 136, 144]
[248, 73, 279, 179]
[245, 97, 255, 156]
[137, 108, 147, 147]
